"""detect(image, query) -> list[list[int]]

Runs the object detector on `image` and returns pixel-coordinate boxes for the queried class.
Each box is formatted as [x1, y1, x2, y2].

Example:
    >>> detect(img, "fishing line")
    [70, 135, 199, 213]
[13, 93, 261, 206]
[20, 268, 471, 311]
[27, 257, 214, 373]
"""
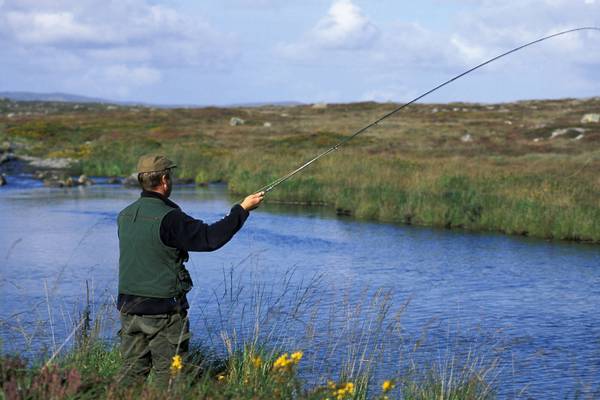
[250, 27, 600, 196]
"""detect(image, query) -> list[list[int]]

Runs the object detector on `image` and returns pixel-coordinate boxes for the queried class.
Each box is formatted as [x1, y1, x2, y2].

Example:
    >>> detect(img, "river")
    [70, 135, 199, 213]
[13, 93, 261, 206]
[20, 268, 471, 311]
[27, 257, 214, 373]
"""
[0, 176, 599, 398]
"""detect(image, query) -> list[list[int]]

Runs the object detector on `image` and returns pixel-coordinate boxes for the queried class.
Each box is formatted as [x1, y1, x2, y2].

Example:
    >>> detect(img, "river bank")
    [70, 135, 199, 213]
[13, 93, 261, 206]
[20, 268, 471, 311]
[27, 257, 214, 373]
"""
[1, 338, 495, 400]
[1, 97, 599, 242]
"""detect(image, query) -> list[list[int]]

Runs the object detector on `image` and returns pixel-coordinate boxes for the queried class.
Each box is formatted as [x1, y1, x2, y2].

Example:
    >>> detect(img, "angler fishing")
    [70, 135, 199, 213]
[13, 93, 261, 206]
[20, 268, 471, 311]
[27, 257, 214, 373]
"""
[250, 27, 600, 196]
[114, 27, 598, 387]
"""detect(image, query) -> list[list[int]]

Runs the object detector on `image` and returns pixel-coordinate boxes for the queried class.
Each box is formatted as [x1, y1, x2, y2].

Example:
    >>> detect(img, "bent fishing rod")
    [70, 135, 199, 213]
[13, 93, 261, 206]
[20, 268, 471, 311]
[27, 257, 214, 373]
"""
[249, 26, 599, 196]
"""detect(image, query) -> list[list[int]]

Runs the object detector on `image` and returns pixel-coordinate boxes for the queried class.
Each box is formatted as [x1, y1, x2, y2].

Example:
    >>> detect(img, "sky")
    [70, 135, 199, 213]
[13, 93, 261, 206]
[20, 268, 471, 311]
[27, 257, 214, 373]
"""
[0, 0, 599, 105]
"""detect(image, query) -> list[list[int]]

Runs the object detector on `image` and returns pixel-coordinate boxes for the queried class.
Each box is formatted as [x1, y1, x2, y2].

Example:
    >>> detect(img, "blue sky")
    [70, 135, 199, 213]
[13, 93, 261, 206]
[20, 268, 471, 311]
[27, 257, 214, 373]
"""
[0, 0, 598, 105]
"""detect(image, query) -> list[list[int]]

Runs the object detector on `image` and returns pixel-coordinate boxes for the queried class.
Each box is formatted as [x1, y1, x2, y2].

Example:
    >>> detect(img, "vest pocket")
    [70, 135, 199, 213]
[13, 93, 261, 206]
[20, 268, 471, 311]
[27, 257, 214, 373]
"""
[176, 266, 194, 295]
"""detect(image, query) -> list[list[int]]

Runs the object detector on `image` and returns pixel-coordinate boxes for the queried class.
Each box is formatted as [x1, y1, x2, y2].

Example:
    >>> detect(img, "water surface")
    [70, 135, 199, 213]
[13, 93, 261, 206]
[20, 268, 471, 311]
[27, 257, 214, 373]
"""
[0, 178, 598, 398]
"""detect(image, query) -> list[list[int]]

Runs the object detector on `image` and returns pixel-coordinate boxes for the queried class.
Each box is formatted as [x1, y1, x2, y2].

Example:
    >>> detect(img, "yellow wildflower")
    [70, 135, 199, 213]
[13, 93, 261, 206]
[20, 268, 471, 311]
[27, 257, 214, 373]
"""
[345, 382, 354, 393]
[217, 373, 226, 381]
[327, 380, 337, 389]
[333, 382, 354, 400]
[252, 356, 263, 368]
[290, 351, 303, 363]
[382, 380, 394, 392]
[273, 353, 291, 370]
[170, 354, 183, 375]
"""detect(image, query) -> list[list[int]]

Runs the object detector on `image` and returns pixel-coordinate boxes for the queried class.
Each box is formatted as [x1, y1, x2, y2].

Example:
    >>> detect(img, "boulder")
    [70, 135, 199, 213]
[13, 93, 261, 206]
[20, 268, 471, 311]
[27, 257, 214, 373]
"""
[78, 174, 94, 185]
[336, 208, 352, 216]
[122, 173, 139, 187]
[550, 127, 586, 139]
[34, 170, 52, 180]
[229, 117, 245, 126]
[43, 179, 64, 188]
[460, 134, 473, 142]
[581, 113, 600, 124]
[0, 153, 14, 165]
[0, 142, 13, 153]
[21, 156, 74, 169]
[263, 122, 272, 128]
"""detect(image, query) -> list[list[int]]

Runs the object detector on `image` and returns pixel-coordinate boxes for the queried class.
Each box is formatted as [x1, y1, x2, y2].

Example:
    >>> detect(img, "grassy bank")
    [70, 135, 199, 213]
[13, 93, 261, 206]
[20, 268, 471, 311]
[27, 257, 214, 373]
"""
[1, 339, 495, 400]
[1, 97, 599, 242]
[1, 271, 497, 400]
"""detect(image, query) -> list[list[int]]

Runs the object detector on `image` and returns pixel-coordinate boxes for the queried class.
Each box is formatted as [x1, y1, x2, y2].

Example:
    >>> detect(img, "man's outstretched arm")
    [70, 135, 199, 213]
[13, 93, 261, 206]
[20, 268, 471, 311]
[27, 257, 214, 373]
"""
[161, 192, 264, 251]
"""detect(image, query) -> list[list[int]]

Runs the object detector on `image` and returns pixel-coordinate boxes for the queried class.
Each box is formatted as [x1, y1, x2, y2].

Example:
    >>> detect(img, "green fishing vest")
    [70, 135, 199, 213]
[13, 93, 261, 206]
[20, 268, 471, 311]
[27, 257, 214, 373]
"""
[118, 197, 191, 298]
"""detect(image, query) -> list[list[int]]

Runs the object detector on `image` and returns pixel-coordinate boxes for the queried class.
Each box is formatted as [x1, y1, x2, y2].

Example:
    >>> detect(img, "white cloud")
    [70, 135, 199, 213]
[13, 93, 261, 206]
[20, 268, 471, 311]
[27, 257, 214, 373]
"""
[448, 0, 600, 62]
[277, 0, 378, 60]
[4, 11, 102, 45]
[311, 0, 378, 49]
[0, 0, 238, 97]
[449, 35, 487, 65]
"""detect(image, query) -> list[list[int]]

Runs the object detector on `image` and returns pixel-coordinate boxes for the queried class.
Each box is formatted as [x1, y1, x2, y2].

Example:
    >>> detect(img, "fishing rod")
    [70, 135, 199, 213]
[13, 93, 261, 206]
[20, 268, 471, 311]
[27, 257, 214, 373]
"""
[250, 26, 600, 195]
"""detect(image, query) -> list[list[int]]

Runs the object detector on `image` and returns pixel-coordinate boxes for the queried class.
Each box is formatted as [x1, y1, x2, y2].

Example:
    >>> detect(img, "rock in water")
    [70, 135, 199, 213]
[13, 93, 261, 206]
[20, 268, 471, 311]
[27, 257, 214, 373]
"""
[0, 153, 16, 165]
[34, 170, 51, 180]
[78, 174, 94, 185]
[44, 179, 64, 188]
[0, 174, 7, 186]
[122, 173, 139, 187]
[581, 113, 600, 123]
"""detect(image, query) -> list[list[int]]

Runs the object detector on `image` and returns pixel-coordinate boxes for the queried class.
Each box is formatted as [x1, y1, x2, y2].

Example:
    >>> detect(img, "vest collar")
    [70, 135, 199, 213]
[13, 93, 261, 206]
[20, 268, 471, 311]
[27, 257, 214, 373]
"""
[141, 190, 181, 210]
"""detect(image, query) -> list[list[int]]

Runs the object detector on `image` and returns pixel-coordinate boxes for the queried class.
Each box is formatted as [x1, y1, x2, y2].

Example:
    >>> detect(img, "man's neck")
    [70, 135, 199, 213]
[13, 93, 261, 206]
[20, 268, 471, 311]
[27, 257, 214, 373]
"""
[142, 189, 167, 199]
[150, 187, 168, 197]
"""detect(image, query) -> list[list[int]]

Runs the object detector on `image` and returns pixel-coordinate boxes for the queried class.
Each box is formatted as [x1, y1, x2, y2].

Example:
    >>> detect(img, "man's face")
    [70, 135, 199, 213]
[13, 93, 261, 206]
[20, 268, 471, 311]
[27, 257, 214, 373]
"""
[162, 171, 173, 197]
[164, 174, 173, 198]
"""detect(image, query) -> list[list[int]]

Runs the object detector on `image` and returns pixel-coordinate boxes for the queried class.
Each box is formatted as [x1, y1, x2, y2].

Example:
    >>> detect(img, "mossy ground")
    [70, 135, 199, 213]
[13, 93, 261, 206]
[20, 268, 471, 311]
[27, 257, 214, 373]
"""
[1, 97, 599, 242]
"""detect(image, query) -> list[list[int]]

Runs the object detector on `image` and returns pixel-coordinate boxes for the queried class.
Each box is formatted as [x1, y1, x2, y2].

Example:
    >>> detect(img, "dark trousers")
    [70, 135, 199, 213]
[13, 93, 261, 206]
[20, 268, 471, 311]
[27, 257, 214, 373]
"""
[119, 311, 190, 387]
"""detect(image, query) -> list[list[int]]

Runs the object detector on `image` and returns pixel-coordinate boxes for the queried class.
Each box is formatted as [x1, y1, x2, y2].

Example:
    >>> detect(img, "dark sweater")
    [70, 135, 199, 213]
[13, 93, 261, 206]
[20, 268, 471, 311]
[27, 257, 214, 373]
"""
[117, 190, 249, 314]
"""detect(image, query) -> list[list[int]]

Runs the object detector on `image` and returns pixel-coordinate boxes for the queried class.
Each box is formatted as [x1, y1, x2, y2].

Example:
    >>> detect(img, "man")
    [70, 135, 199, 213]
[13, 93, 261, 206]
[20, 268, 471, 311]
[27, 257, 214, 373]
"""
[117, 154, 263, 386]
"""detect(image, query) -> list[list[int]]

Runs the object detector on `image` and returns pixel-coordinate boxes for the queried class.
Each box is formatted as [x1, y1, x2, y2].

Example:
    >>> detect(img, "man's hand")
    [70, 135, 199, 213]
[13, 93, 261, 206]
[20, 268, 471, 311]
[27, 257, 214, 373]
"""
[240, 192, 265, 211]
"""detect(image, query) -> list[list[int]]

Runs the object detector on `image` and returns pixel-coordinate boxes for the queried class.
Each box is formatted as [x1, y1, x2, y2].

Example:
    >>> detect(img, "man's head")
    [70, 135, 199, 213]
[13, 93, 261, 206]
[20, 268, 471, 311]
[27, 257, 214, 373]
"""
[136, 155, 177, 197]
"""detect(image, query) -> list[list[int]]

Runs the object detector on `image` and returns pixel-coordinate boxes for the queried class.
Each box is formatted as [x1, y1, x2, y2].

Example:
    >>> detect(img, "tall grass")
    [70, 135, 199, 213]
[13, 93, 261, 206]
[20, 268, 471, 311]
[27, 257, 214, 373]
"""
[2, 98, 599, 242]
[1, 268, 499, 399]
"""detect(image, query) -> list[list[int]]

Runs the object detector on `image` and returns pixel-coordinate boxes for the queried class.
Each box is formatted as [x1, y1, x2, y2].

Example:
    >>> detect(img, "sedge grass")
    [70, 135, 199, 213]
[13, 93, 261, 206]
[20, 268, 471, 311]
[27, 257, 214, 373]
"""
[1, 265, 501, 400]
[2, 98, 599, 242]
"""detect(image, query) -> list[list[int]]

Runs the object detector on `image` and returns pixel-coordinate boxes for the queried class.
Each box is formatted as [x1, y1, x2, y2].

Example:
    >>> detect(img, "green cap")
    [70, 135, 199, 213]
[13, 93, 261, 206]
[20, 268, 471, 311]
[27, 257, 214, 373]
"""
[136, 154, 177, 173]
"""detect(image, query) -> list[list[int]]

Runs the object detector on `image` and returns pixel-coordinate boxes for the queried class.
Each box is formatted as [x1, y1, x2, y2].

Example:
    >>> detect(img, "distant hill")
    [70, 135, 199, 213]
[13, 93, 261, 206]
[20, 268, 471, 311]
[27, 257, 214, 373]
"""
[0, 91, 304, 108]
[226, 101, 304, 108]
[0, 91, 113, 104]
